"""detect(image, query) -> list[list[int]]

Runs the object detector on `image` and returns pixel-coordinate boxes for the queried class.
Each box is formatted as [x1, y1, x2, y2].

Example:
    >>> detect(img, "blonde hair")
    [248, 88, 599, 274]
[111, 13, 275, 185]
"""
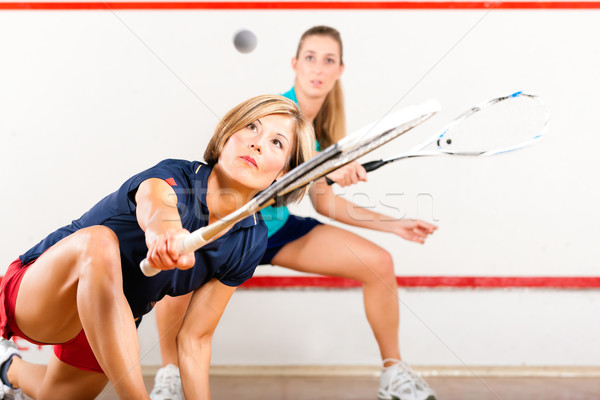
[296, 26, 346, 148]
[204, 94, 315, 205]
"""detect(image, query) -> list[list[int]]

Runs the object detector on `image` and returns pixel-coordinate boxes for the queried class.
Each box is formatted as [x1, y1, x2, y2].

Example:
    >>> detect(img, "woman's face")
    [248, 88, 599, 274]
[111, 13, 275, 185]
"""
[218, 114, 296, 192]
[292, 35, 344, 99]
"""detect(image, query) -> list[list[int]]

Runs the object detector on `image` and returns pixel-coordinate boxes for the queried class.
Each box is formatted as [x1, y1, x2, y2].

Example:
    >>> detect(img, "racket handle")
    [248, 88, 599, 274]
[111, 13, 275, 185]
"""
[140, 258, 161, 277]
[361, 160, 388, 172]
[139, 228, 210, 277]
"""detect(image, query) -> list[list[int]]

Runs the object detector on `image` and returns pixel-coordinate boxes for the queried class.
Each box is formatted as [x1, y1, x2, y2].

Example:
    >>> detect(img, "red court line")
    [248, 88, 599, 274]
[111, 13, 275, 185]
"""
[241, 276, 600, 289]
[2, 275, 597, 289]
[1, 2, 600, 10]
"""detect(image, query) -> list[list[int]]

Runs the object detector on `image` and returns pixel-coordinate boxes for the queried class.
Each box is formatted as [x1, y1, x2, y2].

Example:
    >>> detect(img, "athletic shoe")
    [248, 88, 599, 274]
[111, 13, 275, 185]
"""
[0, 339, 23, 400]
[0, 385, 22, 400]
[377, 359, 436, 400]
[149, 364, 183, 400]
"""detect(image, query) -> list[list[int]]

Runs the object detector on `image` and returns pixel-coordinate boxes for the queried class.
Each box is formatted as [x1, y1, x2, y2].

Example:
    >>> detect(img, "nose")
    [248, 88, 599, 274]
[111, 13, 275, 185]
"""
[250, 142, 262, 155]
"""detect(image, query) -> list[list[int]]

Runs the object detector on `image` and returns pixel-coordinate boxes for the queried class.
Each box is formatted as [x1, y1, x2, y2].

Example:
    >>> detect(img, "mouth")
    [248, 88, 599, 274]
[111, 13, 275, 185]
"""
[240, 155, 258, 168]
[311, 79, 323, 87]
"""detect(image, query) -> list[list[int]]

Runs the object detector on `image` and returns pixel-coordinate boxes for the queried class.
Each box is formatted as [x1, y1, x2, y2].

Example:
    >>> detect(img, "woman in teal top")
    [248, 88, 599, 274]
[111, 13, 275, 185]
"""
[151, 27, 438, 400]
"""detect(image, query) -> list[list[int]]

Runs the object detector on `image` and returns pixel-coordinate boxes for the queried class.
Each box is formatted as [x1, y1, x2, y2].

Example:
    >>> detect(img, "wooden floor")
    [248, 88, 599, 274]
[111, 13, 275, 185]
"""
[94, 375, 600, 400]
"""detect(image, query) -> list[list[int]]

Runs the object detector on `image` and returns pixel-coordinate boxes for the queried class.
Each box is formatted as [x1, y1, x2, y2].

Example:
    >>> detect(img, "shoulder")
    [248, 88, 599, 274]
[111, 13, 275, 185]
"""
[154, 159, 204, 174]
[120, 159, 206, 208]
[280, 87, 298, 105]
[134, 159, 206, 187]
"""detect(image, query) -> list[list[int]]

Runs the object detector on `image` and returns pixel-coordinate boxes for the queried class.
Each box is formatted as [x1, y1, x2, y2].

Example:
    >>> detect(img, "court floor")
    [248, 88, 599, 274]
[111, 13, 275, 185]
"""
[94, 375, 600, 399]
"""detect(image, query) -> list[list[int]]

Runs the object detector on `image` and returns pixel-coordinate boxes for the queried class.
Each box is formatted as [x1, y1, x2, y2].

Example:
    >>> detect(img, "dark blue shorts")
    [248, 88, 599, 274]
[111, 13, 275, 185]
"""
[260, 215, 322, 265]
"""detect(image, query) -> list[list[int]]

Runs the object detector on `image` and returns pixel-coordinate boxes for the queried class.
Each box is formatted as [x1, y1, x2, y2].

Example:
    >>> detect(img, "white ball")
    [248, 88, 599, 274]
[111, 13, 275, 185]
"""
[233, 29, 257, 54]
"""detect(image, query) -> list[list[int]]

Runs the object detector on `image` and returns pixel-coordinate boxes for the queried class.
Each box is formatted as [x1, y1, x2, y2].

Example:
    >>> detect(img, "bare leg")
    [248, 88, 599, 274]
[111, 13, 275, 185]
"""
[9, 354, 108, 400]
[271, 225, 401, 362]
[12, 226, 149, 399]
[154, 294, 192, 366]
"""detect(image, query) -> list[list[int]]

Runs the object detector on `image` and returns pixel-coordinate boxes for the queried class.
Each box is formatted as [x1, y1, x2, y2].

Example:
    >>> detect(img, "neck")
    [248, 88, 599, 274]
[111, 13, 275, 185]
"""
[294, 82, 326, 123]
[207, 164, 257, 223]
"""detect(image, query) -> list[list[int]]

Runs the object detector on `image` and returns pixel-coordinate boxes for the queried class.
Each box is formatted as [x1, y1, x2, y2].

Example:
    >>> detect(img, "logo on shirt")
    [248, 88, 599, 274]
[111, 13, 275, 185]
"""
[165, 177, 177, 186]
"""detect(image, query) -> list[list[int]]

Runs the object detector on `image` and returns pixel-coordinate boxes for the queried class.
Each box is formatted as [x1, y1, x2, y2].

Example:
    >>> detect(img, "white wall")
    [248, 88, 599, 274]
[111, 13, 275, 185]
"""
[1, 7, 599, 367]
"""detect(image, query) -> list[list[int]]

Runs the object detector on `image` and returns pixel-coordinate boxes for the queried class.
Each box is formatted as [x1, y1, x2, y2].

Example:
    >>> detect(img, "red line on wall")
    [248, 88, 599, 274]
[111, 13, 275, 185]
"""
[1, 275, 596, 289]
[1, 2, 600, 10]
[240, 275, 600, 289]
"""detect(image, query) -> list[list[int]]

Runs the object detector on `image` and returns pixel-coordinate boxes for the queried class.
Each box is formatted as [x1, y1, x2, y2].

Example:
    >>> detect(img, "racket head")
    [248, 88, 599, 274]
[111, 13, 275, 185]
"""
[436, 91, 549, 156]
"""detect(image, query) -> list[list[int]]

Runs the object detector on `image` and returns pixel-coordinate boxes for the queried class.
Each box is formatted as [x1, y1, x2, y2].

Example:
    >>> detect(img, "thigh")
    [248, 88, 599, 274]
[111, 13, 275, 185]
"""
[155, 293, 193, 335]
[15, 226, 120, 344]
[37, 353, 108, 400]
[271, 224, 393, 281]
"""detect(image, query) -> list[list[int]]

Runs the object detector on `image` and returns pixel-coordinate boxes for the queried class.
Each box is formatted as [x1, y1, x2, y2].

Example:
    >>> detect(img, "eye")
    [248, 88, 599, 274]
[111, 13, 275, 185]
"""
[247, 122, 258, 132]
[271, 138, 283, 148]
[326, 58, 335, 64]
[305, 55, 314, 62]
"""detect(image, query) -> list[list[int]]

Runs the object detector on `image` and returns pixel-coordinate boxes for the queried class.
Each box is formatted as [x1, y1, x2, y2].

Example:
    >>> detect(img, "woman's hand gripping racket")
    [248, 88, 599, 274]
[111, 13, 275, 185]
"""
[140, 99, 441, 276]
[327, 91, 549, 184]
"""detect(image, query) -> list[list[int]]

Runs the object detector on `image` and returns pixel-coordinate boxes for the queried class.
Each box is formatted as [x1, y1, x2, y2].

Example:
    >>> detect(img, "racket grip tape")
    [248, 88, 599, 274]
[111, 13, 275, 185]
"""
[140, 258, 161, 277]
[139, 229, 209, 277]
[362, 160, 387, 172]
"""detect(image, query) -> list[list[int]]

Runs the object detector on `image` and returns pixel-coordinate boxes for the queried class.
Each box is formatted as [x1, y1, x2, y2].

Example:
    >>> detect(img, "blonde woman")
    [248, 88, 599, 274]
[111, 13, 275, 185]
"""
[0, 95, 313, 400]
[152, 27, 437, 400]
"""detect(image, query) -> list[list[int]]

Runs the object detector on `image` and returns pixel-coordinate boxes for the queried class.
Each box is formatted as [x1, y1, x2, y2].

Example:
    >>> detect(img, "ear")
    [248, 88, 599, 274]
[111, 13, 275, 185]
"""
[336, 63, 345, 80]
[291, 57, 298, 73]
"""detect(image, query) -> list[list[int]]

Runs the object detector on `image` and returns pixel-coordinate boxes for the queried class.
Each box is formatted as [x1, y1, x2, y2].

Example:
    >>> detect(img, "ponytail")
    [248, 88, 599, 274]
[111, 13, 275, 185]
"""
[314, 80, 346, 148]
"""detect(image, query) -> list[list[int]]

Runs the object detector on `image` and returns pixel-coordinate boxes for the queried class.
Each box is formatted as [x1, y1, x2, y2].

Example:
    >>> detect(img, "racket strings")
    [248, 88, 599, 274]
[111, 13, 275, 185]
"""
[438, 94, 549, 155]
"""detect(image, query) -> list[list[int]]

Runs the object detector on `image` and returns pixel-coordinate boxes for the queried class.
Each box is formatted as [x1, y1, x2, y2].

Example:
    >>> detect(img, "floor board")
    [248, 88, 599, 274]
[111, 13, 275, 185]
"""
[93, 375, 600, 399]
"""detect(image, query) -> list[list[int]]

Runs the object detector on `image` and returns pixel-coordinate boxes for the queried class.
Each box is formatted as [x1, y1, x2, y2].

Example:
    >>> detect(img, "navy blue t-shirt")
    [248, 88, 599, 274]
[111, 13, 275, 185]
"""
[20, 159, 267, 318]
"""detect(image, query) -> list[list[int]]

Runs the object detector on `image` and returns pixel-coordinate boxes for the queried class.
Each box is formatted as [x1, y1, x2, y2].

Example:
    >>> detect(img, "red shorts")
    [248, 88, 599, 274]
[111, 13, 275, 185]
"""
[0, 258, 103, 373]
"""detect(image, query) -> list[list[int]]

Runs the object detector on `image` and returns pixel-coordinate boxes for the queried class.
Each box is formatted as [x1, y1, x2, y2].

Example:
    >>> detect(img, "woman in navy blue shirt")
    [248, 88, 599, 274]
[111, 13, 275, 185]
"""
[0, 94, 314, 400]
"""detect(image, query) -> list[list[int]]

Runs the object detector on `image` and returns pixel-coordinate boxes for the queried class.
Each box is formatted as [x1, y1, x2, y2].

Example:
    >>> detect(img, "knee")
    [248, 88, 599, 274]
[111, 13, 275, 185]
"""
[73, 226, 121, 275]
[366, 248, 395, 279]
[81, 225, 119, 248]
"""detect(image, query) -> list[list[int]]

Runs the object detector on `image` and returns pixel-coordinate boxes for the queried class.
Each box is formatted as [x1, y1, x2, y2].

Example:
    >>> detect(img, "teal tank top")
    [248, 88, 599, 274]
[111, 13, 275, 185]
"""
[260, 87, 320, 236]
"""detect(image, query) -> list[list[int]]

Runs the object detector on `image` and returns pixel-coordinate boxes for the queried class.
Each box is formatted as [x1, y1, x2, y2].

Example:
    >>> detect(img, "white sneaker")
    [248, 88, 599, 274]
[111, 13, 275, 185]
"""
[0, 385, 23, 400]
[0, 339, 23, 400]
[150, 364, 183, 400]
[377, 359, 436, 400]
